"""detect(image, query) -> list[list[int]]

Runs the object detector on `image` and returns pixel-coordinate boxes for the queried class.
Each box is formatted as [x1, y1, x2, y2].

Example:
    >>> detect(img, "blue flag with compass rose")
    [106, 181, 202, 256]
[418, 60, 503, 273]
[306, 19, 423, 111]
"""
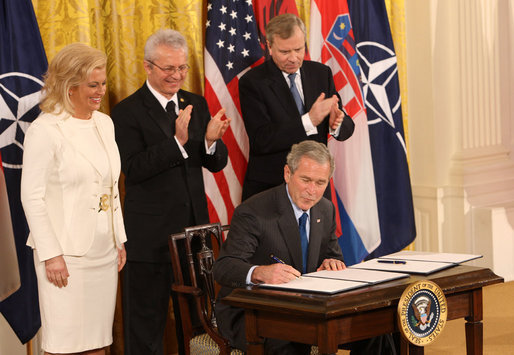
[347, 0, 416, 258]
[0, 0, 47, 343]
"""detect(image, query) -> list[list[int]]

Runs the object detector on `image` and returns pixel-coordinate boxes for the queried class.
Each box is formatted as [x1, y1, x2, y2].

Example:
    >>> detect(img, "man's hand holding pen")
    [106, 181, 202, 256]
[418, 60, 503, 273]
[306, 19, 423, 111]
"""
[251, 263, 301, 284]
[251, 254, 346, 284]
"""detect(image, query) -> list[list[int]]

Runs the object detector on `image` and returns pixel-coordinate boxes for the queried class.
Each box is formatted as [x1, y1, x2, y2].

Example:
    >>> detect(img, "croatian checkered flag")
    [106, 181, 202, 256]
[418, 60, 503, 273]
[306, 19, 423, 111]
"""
[310, 0, 381, 265]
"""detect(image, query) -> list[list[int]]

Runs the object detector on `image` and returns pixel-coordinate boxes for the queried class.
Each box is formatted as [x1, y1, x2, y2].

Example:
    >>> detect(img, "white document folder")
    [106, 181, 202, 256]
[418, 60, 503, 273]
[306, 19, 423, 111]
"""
[350, 258, 455, 275]
[260, 267, 409, 294]
[259, 277, 368, 294]
[379, 250, 482, 264]
[304, 268, 409, 284]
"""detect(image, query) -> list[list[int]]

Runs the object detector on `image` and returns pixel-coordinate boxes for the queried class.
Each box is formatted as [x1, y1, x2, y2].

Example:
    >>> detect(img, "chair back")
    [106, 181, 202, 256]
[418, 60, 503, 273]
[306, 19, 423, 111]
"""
[169, 222, 234, 355]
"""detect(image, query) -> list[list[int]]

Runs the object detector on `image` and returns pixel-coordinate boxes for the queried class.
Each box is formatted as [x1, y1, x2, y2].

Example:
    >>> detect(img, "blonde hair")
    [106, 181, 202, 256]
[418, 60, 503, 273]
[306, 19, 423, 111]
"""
[40, 43, 107, 115]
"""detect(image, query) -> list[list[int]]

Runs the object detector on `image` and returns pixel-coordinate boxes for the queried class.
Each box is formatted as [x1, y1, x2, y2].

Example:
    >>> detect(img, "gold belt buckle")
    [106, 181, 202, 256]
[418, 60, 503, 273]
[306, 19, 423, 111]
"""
[98, 194, 110, 212]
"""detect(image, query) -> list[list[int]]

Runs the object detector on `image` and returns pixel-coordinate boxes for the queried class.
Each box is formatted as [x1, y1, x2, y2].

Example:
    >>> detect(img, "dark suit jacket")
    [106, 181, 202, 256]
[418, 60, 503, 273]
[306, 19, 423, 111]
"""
[213, 184, 343, 350]
[111, 83, 228, 263]
[239, 59, 355, 199]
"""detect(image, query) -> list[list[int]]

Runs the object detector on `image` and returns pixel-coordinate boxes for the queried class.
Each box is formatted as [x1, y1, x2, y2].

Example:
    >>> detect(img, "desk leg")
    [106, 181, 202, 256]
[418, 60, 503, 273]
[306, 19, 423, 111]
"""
[400, 337, 424, 355]
[317, 320, 338, 355]
[245, 310, 265, 355]
[400, 336, 408, 355]
[408, 344, 424, 355]
[465, 322, 483, 355]
[465, 289, 484, 355]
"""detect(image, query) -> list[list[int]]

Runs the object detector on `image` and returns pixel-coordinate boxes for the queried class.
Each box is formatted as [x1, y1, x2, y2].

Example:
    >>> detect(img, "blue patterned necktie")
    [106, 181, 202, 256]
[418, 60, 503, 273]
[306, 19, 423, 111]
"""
[298, 212, 309, 274]
[288, 73, 305, 115]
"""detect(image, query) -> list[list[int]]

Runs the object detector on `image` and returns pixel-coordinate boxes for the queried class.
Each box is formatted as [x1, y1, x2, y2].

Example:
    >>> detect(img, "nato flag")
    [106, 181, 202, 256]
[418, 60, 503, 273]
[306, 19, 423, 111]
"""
[347, 0, 416, 258]
[0, 0, 47, 344]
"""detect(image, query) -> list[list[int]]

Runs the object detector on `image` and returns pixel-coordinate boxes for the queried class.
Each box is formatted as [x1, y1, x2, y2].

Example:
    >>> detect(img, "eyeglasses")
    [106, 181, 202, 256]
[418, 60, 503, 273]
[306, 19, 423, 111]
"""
[146, 60, 190, 75]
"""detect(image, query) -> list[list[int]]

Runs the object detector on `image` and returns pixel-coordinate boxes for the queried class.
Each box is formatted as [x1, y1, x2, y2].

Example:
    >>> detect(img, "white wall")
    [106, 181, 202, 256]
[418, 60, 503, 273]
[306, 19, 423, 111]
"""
[406, 0, 514, 281]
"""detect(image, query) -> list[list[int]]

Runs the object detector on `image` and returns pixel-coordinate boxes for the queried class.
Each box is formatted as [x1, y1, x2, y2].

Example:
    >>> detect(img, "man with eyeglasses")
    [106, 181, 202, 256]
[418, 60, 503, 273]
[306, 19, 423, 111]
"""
[111, 29, 230, 355]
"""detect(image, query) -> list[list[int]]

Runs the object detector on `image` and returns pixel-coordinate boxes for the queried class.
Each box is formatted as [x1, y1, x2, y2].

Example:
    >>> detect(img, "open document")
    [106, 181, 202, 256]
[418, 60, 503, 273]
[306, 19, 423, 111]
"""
[379, 250, 482, 264]
[259, 277, 368, 294]
[350, 258, 454, 275]
[303, 268, 409, 284]
[259, 268, 408, 294]
[350, 251, 483, 275]
[259, 252, 483, 293]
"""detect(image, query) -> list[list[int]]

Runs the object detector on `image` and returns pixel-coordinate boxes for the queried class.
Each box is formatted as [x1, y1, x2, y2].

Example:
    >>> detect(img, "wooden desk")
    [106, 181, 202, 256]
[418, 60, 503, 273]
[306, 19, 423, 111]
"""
[222, 265, 503, 355]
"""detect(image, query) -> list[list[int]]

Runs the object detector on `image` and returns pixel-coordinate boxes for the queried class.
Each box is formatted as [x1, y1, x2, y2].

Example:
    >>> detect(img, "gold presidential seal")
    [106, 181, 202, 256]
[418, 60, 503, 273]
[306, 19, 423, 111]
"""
[398, 280, 447, 346]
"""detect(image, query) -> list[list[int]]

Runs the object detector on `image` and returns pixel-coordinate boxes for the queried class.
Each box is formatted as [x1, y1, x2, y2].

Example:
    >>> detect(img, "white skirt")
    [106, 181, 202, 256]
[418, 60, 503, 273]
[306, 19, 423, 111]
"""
[34, 207, 118, 353]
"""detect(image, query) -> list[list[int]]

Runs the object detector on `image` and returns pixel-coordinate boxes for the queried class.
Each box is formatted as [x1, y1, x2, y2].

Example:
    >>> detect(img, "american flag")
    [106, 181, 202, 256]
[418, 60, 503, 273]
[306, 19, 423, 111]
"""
[203, 0, 263, 225]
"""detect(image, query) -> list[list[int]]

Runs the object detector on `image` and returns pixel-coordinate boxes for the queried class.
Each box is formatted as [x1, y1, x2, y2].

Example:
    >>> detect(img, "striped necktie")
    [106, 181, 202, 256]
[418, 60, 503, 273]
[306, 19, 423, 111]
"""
[288, 73, 305, 115]
[299, 212, 309, 274]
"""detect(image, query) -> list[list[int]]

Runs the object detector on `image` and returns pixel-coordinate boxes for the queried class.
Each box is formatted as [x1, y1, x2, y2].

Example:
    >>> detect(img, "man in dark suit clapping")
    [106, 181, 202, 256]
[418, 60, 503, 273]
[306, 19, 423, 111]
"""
[239, 13, 355, 201]
[111, 29, 230, 355]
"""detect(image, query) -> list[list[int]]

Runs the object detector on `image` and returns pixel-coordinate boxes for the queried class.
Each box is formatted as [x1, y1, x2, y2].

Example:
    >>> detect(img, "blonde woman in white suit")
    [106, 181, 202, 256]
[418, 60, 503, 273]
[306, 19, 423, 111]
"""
[21, 43, 127, 355]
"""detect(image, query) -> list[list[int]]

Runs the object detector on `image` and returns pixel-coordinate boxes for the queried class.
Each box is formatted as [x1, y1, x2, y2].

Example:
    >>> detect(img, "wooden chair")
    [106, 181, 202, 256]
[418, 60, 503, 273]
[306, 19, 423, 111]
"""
[168, 222, 242, 355]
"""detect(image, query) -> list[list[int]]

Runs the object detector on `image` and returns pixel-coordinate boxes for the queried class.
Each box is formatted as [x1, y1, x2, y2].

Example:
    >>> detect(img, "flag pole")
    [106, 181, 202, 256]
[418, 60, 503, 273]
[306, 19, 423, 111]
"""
[26, 339, 32, 355]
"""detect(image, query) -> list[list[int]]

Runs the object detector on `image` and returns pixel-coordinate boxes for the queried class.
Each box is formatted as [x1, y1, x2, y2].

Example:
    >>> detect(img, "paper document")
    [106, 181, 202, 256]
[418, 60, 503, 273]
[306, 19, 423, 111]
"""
[380, 251, 482, 264]
[351, 259, 454, 275]
[304, 268, 409, 284]
[259, 277, 368, 294]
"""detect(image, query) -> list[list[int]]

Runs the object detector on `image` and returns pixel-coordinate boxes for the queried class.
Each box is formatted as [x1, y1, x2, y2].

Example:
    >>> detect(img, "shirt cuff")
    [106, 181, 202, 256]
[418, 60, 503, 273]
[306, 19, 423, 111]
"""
[330, 123, 341, 137]
[205, 139, 217, 155]
[301, 113, 318, 136]
[246, 265, 258, 285]
[174, 136, 189, 159]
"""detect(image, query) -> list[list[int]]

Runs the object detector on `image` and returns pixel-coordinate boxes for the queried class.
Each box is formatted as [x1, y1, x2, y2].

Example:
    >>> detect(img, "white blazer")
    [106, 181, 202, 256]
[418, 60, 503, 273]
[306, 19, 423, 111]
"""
[21, 110, 127, 262]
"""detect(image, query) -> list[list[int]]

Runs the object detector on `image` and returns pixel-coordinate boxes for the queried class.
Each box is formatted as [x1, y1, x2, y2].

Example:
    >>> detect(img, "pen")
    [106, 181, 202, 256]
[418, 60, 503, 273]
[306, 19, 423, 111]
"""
[270, 253, 286, 264]
[377, 259, 407, 264]
[270, 254, 302, 278]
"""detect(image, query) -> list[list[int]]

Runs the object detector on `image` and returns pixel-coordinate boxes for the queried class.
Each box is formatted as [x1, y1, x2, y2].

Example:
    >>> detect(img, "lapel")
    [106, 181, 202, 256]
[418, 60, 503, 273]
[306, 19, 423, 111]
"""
[265, 60, 302, 118]
[56, 112, 102, 176]
[93, 114, 119, 186]
[307, 202, 324, 272]
[56, 111, 118, 185]
[275, 186, 304, 272]
[175, 90, 194, 153]
[141, 83, 173, 139]
[176, 90, 189, 111]
[275, 185, 326, 273]
[300, 62, 316, 112]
